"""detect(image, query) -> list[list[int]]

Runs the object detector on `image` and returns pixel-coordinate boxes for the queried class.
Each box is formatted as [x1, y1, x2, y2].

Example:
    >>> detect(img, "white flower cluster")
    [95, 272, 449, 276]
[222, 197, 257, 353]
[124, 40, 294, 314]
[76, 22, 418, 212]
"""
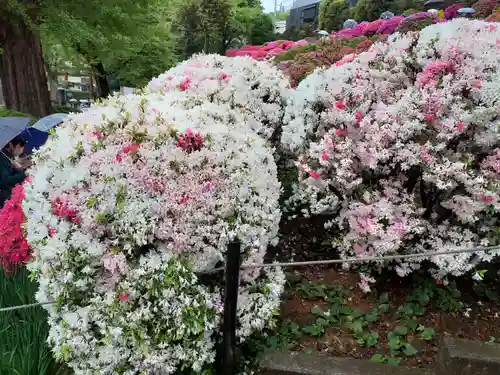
[146, 54, 290, 144]
[282, 19, 500, 278]
[23, 92, 284, 374]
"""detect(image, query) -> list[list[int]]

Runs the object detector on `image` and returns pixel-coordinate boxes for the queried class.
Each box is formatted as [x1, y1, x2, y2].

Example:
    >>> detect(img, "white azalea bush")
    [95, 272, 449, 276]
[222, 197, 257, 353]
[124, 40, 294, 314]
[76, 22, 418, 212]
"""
[282, 19, 500, 281]
[22, 95, 285, 374]
[146, 54, 290, 145]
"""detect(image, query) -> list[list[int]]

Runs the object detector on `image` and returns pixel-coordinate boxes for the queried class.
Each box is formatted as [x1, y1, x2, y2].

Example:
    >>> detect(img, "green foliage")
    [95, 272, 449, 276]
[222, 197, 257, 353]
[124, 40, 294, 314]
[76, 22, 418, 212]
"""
[319, 0, 352, 31]
[0, 108, 32, 118]
[274, 44, 317, 63]
[0, 268, 68, 375]
[352, 0, 393, 21]
[269, 11, 289, 21]
[174, 0, 274, 56]
[43, 0, 178, 88]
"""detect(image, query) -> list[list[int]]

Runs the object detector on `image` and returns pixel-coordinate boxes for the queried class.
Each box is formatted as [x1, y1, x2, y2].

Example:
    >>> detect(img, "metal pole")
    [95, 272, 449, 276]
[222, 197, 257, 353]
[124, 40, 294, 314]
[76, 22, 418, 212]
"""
[221, 240, 241, 375]
[273, 0, 278, 28]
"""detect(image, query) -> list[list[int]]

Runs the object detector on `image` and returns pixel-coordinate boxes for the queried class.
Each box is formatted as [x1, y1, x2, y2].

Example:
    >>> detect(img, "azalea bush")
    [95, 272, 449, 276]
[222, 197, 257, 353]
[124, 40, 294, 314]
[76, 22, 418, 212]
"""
[22, 94, 285, 374]
[282, 19, 500, 282]
[0, 182, 31, 272]
[486, 8, 500, 20]
[396, 12, 442, 33]
[146, 54, 290, 145]
[226, 40, 310, 60]
[444, 3, 465, 19]
[472, 0, 498, 17]
[280, 37, 379, 88]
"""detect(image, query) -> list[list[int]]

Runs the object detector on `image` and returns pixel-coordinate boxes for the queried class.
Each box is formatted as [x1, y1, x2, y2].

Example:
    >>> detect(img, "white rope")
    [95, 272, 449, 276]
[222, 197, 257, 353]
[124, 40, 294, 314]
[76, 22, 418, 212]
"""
[1, 245, 499, 313]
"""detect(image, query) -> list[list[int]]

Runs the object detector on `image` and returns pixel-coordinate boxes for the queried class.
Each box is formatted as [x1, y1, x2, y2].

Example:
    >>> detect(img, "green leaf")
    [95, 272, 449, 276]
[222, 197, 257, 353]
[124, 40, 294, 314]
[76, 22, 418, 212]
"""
[378, 303, 390, 313]
[388, 336, 402, 352]
[379, 292, 389, 304]
[405, 319, 419, 332]
[370, 354, 385, 363]
[346, 320, 364, 334]
[393, 326, 409, 336]
[311, 306, 326, 316]
[387, 356, 402, 366]
[418, 327, 435, 341]
[403, 343, 418, 356]
[365, 308, 380, 323]
[364, 332, 379, 347]
[302, 323, 324, 337]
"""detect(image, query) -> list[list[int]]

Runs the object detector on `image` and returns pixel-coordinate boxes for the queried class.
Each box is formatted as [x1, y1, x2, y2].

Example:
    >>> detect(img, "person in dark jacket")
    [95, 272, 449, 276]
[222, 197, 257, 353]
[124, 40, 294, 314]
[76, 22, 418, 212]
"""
[0, 136, 28, 207]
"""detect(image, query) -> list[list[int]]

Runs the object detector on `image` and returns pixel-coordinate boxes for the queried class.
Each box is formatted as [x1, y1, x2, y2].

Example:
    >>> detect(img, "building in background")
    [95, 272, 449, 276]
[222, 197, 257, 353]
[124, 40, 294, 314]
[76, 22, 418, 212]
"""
[286, 0, 321, 30]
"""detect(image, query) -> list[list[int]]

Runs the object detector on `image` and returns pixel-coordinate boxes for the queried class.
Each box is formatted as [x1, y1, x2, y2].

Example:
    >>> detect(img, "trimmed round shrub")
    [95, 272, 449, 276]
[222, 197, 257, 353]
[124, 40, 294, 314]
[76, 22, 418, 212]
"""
[23, 93, 285, 374]
[281, 19, 500, 279]
[472, 0, 498, 17]
[146, 54, 290, 144]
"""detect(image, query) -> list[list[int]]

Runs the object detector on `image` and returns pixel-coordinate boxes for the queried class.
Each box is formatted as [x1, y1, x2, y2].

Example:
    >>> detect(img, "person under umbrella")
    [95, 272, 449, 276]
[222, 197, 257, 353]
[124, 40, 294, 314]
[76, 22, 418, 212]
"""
[0, 135, 30, 207]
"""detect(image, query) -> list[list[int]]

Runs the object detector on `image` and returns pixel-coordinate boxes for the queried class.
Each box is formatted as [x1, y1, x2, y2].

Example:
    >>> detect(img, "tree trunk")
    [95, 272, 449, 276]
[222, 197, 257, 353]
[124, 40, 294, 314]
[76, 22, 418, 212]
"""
[92, 61, 110, 98]
[0, 12, 52, 117]
[45, 62, 59, 103]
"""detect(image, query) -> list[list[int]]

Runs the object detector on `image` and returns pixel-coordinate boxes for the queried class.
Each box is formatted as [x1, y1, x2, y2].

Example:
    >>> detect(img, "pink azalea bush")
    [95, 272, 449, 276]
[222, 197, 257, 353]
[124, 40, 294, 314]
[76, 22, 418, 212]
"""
[147, 54, 290, 144]
[332, 17, 405, 39]
[444, 3, 465, 19]
[0, 182, 31, 272]
[282, 19, 500, 281]
[226, 39, 309, 60]
[22, 94, 285, 374]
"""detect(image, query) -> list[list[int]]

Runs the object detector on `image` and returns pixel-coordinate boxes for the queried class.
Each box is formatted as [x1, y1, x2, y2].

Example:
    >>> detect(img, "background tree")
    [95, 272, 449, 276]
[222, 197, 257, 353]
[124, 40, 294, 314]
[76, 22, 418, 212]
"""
[319, 0, 354, 31]
[0, 0, 52, 117]
[42, 0, 178, 97]
[353, 0, 394, 21]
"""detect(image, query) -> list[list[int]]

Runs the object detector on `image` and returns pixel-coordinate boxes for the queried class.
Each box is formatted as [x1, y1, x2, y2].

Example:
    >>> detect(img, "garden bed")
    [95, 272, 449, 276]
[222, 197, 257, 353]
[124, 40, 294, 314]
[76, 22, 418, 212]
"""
[267, 265, 500, 369]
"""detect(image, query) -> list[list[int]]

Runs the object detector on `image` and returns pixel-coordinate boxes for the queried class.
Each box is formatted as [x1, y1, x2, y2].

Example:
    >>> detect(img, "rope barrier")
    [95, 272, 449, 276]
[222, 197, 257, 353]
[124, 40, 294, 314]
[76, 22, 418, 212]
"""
[0, 244, 499, 313]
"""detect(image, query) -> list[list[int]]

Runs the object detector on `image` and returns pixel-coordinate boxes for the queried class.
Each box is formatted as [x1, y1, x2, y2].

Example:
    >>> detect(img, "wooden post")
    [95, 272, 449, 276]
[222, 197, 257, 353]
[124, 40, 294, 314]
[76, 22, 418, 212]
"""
[221, 240, 241, 375]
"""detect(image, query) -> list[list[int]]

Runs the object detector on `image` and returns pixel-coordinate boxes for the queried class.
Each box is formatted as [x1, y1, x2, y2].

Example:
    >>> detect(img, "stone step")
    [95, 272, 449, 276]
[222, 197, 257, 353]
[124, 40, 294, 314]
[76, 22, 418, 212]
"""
[260, 350, 435, 375]
[439, 337, 500, 375]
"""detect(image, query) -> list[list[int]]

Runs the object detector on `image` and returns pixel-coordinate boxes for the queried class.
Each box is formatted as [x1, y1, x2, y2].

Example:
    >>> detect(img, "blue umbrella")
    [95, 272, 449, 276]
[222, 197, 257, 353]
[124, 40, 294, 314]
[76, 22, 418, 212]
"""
[343, 19, 358, 29]
[380, 11, 394, 20]
[0, 116, 33, 150]
[458, 7, 475, 14]
[22, 127, 50, 155]
[32, 113, 68, 132]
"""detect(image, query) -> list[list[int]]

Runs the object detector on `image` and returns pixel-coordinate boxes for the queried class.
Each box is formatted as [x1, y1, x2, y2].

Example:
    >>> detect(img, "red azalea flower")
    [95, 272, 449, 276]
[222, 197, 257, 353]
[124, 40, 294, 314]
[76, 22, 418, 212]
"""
[309, 170, 321, 179]
[481, 194, 494, 203]
[0, 182, 32, 272]
[119, 293, 129, 302]
[179, 77, 191, 91]
[336, 99, 346, 110]
[177, 129, 204, 153]
[336, 128, 348, 136]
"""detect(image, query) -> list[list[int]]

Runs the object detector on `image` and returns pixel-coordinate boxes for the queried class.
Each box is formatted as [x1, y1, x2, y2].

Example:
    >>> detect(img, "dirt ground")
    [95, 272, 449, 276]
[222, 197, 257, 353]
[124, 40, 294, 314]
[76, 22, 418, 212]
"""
[280, 266, 500, 368]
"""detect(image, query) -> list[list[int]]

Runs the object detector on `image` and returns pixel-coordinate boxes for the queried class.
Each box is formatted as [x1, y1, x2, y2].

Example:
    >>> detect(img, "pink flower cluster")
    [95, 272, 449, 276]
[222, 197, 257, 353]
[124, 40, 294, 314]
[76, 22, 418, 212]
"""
[284, 19, 500, 278]
[332, 17, 405, 38]
[226, 40, 309, 60]
[0, 182, 31, 272]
